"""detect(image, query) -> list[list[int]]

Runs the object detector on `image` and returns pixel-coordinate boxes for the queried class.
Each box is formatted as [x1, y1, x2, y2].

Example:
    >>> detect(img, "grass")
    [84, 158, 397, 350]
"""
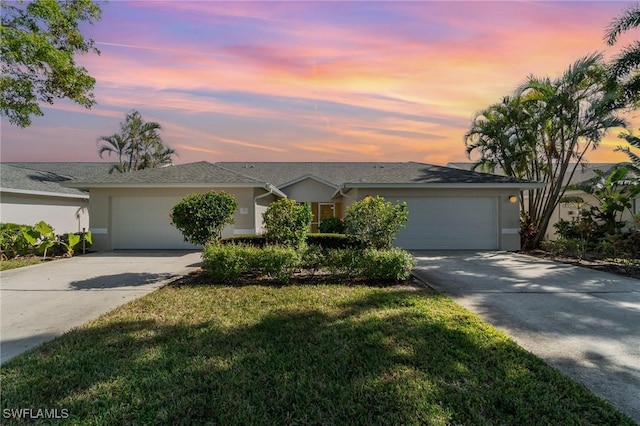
[0, 257, 41, 271]
[1, 281, 635, 425]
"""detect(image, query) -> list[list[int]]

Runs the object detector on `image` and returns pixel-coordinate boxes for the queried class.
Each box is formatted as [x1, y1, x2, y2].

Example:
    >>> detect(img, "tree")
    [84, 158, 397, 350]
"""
[344, 196, 408, 250]
[97, 110, 176, 173]
[605, 2, 640, 106]
[171, 192, 238, 246]
[1, 0, 102, 127]
[465, 54, 626, 249]
[262, 198, 312, 248]
[616, 129, 640, 175]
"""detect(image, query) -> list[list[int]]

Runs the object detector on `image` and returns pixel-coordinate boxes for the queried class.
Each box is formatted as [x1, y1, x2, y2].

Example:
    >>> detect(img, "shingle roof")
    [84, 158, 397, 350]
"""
[4, 162, 115, 180]
[219, 161, 533, 186]
[447, 162, 627, 186]
[0, 163, 108, 197]
[64, 161, 268, 186]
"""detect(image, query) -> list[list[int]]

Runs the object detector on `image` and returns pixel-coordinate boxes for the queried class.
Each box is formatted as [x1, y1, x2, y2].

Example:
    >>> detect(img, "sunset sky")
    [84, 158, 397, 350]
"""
[1, 1, 638, 166]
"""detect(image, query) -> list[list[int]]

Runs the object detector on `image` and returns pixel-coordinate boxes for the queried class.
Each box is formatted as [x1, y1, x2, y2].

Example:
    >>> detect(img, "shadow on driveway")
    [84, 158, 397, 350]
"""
[69, 272, 176, 290]
[411, 250, 640, 423]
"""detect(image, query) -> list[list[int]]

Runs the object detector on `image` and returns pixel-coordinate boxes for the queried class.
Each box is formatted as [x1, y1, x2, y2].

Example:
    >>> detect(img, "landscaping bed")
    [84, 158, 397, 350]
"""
[1, 282, 634, 425]
[526, 250, 640, 280]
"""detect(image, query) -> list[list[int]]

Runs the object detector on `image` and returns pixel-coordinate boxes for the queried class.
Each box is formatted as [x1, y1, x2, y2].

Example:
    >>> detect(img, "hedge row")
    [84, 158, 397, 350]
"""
[221, 234, 366, 250]
[202, 244, 414, 283]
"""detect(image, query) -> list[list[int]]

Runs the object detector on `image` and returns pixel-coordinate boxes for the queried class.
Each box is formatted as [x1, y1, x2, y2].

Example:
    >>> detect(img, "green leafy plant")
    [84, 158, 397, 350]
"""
[202, 243, 256, 281]
[0, 223, 32, 259]
[262, 199, 312, 248]
[344, 196, 408, 249]
[55, 231, 93, 257]
[171, 192, 238, 245]
[319, 217, 345, 233]
[22, 221, 56, 259]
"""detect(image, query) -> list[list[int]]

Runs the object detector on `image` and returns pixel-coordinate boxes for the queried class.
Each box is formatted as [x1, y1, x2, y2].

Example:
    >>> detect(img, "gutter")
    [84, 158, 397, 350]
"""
[331, 184, 355, 200]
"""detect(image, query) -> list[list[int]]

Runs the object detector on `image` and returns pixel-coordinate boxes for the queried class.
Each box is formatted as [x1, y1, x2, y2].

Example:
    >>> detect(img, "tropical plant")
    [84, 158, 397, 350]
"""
[318, 216, 345, 234]
[605, 2, 640, 107]
[171, 192, 238, 246]
[1, 0, 102, 127]
[615, 129, 640, 175]
[97, 110, 176, 173]
[0, 223, 32, 258]
[569, 166, 640, 235]
[56, 231, 93, 257]
[465, 54, 626, 249]
[262, 199, 312, 248]
[22, 221, 56, 259]
[344, 196, 408, 250]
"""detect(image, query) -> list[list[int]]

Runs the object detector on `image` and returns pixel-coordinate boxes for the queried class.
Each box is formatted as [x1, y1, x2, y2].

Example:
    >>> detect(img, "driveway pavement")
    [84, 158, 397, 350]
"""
[0, 251, 202, 365]
[412, 250, 640, 423]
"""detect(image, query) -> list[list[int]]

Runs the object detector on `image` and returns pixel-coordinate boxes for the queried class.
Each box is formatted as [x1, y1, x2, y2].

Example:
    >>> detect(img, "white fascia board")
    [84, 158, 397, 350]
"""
[342, 182, 546, 190]
[0, 187, 89, 199]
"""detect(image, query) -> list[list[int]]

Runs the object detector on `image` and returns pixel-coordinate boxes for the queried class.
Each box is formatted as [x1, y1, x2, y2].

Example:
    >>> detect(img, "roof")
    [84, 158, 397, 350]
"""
[62, 161, 272, 188]
[0, 162, 114, 198]
[219, 161, 539, 188]
[447, 162, 628, 187]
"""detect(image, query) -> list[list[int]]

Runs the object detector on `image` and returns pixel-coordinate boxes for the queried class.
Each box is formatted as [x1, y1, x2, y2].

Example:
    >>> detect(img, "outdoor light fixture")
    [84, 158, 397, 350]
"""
[508, 195, 518, 203]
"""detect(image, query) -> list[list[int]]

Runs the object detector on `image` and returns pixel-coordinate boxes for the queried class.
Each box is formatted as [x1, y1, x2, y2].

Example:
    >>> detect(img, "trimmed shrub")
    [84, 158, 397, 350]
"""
[202, 244, 257, 281]
[306, 234, 364, 250]
[360, 248, 415, 281]
[263, 199, 312, 248]
[257, 245, 301, 282]
[221, 235, 267, 247]
[319, 217, 344, 233]
[171, 192, 237, 245]
[344, 196, 408, 249]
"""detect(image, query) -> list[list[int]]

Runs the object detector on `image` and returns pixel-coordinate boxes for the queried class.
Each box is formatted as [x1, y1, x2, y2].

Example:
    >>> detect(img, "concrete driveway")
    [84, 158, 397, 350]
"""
[0, 251, 202, 365]
[412, 250, 640, 423]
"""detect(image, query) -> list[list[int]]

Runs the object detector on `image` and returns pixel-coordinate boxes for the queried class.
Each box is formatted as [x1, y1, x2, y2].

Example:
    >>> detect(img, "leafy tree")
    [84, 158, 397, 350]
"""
[262, 198, 312, 248]
[97, 110, 176, 173]
[344, 196, 408, 250]
[605, 2, 640, 106]
[465, 54, 626, 249]
[171, 192, 238, 246]
[1, 0, 102, 127]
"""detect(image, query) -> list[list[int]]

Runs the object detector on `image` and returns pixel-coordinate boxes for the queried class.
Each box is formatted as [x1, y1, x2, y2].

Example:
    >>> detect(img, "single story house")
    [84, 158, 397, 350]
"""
[63, 161, 542, 251]
[0, 162, 113, 234]
[448, 162, 640, 239]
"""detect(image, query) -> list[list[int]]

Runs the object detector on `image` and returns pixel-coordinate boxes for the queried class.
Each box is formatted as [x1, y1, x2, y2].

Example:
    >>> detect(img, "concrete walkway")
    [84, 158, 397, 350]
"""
[0, 251, 202, 365]
[412, 250, 640, 423]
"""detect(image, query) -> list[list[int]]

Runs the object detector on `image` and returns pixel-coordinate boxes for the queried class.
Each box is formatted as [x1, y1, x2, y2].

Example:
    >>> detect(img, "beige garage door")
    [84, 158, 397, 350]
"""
[394, 197, 498, 250]
[111, 196, 198, 249]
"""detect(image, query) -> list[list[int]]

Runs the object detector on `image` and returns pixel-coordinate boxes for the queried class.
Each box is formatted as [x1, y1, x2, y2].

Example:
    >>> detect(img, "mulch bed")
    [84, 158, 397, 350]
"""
[524, 250, 640, 280]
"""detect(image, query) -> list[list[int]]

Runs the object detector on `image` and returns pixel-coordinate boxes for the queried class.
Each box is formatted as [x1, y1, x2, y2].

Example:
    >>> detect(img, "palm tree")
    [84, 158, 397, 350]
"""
[466, 54, 626, 249]
[616, 130, 640, 175]
[96, 110, 175, 173]
[605, 3, 640, 106]
[97, 133, 129, 174]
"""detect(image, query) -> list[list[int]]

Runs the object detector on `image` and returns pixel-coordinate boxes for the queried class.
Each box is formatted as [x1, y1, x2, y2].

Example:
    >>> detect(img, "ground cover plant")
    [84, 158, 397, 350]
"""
[1, 282, 634, 425]
[0, 257, 41, 271]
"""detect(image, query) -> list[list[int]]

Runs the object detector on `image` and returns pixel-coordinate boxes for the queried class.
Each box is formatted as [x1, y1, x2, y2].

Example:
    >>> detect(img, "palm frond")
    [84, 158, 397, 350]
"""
[605, 3, 640, 45]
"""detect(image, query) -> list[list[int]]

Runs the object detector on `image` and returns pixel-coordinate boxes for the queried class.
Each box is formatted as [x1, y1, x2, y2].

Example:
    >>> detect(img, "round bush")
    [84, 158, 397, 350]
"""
[171, 192, 237, 245]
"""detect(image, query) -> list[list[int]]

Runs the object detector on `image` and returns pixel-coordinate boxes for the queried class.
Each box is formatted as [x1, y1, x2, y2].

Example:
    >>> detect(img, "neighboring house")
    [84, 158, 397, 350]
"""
[447, 162, 640, 239]
[0, 163, 113, 234]
[63, 161, 542, 251]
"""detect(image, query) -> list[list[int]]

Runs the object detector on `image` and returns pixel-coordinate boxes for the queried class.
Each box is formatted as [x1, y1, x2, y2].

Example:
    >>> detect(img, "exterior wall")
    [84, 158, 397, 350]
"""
[0, 192, 89, 234]
[281, 178, 336, 203]
[89, 187, 258, 251]
[254, 190, 278, 234]
[352, 187, 521, 251]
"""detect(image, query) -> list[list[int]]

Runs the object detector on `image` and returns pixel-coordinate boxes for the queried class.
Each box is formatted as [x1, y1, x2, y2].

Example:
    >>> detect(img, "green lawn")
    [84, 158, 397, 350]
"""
[1, 281, 634, 425]
[0, 257, 41, 271]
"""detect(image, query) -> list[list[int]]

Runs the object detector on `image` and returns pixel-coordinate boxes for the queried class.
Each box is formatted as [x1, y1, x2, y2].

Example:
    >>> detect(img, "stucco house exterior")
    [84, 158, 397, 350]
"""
[63, 161, 542, 251]
[0, 163, 112, 234]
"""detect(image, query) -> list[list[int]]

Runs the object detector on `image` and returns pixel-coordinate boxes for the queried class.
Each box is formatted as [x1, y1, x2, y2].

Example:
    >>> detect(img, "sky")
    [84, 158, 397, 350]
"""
[1, 0, 639, 166]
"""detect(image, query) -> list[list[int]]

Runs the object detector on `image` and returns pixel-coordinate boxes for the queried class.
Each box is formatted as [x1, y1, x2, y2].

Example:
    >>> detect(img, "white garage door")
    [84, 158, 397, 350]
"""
[111, 196, 198, 249]
[394, 197, 498, 250]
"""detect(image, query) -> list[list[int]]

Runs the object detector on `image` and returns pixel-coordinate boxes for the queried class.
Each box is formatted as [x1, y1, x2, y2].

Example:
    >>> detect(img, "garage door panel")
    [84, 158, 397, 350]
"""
[111, 196, 199, 249]
[394, 197, 498, 250]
